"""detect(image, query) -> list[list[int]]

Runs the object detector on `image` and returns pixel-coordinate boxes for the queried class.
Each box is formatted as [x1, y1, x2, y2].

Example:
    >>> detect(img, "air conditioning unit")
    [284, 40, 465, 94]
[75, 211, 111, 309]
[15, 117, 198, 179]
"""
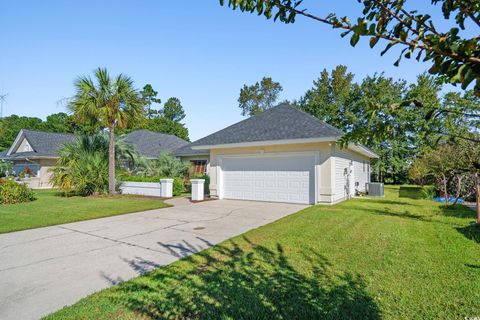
[367, 182, 384, 197]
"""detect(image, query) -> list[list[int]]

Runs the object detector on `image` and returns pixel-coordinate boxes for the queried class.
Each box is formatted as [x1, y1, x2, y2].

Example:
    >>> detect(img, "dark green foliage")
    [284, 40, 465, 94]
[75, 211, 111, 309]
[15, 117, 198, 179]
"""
[238, 77, 283, 116]
[39, 112, 79, 133]
[162, 97, 186, 122]
[172, 178, 184, 196]
[50, 134, 135, 196]
[0, 115, 43, 151]
[133, 152, 191, 179]
[220, 0, 480, 96]
[0, 161, 12, 178]
[121, 90, 190, 141]
[140, 84, 162, 119]
[144, 115, 189, 141]
[0, 113, 82, 152]
[0, 179, 36, 204]
[420, 185, 436, 200]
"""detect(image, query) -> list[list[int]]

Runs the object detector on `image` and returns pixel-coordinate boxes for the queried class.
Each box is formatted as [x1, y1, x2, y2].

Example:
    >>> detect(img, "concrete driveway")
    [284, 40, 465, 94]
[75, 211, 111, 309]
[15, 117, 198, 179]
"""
[0, 198, 307, 320]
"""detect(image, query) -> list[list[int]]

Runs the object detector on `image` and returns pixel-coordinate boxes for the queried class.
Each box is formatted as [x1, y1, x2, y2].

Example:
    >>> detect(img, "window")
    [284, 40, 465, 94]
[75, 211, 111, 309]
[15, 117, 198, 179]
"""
[13, 164, 40, 177]
[191, 160, 207, 174]
[363, 160, 366, 172]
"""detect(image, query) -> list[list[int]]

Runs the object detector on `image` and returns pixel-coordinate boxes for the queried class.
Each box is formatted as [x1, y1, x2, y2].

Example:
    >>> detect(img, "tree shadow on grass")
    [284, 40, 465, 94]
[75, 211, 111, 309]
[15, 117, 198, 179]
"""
[370, 199, 417, 206]
[440, 204, 477, 219]
[457, 223, 480, 245]
[398, 186, 422, 199]
[105, 237, 381, 320]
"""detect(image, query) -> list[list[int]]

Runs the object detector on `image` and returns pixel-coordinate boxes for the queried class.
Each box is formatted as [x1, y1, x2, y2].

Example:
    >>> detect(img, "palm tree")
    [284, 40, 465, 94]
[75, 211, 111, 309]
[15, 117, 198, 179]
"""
[69, 68, 144, 194]
[50, 134, 137, 196]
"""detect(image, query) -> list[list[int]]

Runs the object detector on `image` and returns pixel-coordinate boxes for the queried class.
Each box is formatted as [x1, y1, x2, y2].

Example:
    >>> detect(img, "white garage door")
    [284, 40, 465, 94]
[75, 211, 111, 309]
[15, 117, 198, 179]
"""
[221, 153, 316, 204]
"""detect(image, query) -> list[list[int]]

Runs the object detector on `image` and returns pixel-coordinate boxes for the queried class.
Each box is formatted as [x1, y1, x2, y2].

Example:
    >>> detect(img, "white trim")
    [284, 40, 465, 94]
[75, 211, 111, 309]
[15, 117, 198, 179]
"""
[7, 129, 26, 156]
[191, 137, 337, 150]
[347, 143, 379, 159]
[192, 137, 379, 159]
[216, 151, 320, 204]
[12, 156, 59, 160]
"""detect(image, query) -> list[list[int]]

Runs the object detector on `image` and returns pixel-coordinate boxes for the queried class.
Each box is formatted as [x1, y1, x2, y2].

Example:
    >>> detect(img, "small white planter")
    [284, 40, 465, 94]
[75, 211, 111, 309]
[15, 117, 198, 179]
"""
[191, 179, 205, 201]
[160, 179, 174, 198]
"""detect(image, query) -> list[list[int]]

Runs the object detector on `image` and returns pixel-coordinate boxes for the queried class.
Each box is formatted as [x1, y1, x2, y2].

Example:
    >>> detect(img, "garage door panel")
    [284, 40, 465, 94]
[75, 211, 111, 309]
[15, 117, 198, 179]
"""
[221, 154, 315, 204]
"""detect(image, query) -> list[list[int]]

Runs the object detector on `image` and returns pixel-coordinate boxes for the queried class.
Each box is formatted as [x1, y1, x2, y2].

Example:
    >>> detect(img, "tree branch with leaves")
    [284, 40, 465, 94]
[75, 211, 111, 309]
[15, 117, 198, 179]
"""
[220, 0, 480, 95]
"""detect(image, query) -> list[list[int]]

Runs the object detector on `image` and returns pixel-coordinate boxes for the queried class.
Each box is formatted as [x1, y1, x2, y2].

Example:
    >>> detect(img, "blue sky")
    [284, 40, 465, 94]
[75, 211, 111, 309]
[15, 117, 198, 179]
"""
[0, 1, 466, 141]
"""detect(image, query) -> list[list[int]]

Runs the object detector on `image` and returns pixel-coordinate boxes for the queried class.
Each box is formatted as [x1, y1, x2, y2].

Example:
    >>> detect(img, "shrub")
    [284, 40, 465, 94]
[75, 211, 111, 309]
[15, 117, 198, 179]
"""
[118, 174, 161, 183]
[0, 179, 36, 204]
[133, 152, 190, 179]
[50, 134, 135, 196]
[172, 178, 184, 196]
[0, 160, 13, 178]
[421, 185, 436, 200]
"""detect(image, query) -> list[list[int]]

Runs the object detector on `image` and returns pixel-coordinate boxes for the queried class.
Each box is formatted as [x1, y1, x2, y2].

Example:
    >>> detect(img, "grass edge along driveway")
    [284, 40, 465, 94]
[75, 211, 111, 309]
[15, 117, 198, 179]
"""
[44, 186, 480, 320]
[0, 190, 169, 234]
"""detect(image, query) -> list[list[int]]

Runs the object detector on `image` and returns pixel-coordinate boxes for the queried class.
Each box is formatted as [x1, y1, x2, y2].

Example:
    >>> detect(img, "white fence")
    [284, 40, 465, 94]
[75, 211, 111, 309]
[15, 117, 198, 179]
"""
[119, 181, 161, 197]
[119, 179, 173, 197]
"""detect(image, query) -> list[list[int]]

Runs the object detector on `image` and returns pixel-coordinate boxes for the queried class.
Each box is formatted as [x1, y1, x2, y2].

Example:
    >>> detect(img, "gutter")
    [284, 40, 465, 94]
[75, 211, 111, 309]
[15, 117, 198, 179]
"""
[191, 136, 379, 159]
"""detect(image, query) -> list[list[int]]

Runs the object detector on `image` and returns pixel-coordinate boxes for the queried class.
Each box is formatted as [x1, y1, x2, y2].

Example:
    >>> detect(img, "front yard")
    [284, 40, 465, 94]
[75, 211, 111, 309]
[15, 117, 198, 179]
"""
[0, 190, 169, 234]
[44, 186, 480, 319]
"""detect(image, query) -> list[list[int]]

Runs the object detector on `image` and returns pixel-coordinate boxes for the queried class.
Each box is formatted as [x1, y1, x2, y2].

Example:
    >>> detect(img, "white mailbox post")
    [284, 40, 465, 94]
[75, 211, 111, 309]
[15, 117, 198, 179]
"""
[160, 179, 173, 198]
[190, 179, 205, 201]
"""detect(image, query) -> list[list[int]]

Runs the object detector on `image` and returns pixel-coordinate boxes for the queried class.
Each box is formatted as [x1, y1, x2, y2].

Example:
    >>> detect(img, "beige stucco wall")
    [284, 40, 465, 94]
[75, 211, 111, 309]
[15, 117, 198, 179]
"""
[15, 158, 57, 189]
[207, 142, 337, 203]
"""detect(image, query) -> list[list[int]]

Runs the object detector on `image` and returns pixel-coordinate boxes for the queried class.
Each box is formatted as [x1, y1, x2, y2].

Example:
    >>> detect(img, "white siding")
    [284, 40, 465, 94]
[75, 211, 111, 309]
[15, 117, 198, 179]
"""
[334, 154, 350, 202]
[334, 147, 371, 201]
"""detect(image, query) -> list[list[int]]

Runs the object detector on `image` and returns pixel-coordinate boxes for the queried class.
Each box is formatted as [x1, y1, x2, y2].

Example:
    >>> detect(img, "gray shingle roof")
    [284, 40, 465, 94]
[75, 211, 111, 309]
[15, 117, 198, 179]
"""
[124, 130, 189, 158]
[21, 129, 75, 156]
[0, 130, 74, 160]
[190, 103, 344, 147]
[172, 144, 209, 157]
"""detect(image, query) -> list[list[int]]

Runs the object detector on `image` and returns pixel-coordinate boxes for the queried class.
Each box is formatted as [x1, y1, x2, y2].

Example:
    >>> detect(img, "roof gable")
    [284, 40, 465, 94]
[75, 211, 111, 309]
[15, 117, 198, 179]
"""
[190, 103, 344, 148]
[7, 129, 75, 157]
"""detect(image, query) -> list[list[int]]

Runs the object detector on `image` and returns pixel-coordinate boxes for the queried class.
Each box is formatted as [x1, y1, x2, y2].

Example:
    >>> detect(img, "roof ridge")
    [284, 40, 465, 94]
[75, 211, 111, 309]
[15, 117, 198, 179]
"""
[125, 129, 188, 141]
[285, 104, 345, 135]
[22, 129, 75, 136]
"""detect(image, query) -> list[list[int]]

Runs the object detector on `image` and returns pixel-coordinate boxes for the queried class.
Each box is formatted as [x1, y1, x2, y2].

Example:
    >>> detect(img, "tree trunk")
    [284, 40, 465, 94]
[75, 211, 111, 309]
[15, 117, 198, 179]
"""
[108, 126, 116, 194]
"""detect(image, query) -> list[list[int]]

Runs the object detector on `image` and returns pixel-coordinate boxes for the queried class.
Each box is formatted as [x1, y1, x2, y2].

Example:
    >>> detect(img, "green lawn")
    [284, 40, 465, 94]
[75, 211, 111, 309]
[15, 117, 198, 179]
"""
[0, 190, 169, 234]
[45, 186, 480, 319]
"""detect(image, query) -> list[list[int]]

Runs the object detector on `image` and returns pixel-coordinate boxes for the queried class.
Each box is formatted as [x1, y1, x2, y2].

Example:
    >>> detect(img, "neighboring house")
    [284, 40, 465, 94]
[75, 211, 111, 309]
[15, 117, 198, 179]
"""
[122, 129, 211, 174]
[0, 130, 75, 189]
[186, 103, 378, 205]
[123, 129, 189, 159]
[0, 129, 202, 189]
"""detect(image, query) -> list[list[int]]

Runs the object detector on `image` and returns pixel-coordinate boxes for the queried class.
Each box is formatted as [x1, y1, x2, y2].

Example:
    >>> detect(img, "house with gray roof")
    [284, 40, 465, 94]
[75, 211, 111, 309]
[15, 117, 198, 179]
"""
[0, 129, 207, 188]
[0, 130, 75, 188]
[185, 103, 377, 204]
[123, 130, 189, 159]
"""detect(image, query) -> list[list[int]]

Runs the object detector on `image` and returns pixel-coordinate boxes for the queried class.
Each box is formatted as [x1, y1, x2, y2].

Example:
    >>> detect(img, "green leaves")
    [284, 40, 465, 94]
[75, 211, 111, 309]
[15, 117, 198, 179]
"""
[350, 33, 360, 46]
[219, 0, 480, 96]
[238, 76, 283, 116]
